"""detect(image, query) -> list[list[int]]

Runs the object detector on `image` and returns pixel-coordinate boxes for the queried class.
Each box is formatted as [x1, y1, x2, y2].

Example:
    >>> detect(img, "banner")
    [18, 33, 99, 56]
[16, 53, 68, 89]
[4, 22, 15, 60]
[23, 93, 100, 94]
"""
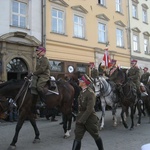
[103, 47, 111, 68]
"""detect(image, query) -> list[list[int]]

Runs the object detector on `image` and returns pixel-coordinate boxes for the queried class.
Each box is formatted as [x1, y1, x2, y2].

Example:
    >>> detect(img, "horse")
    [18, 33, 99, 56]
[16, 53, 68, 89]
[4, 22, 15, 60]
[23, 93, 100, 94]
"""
[0, 78, 74, 149]
[111, 68, 150, 130]
[93, 76, 118, 130]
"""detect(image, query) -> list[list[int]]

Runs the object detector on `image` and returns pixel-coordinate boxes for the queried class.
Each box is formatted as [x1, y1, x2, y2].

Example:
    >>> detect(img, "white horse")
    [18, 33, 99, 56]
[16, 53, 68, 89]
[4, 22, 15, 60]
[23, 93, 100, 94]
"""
[93, 76, 118, 130]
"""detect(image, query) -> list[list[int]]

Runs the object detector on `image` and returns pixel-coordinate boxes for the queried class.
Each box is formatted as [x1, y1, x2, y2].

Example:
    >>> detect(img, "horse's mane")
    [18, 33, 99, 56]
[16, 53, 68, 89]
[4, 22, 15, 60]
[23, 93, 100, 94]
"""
[0, 79, 23, 88]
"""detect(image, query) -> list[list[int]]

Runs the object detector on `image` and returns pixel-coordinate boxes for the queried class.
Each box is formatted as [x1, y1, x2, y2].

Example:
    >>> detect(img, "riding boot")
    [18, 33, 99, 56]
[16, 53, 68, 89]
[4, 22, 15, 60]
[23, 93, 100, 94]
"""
[95, 138, 104, 150]
[72, 140, 81, 150]
[38, 91, 46, 102]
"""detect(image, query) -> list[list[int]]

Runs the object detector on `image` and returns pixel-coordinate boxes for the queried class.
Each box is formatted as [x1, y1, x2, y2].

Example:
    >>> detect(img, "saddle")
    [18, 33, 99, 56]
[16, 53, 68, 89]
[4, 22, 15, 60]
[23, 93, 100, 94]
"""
[30, 76, 59, 95]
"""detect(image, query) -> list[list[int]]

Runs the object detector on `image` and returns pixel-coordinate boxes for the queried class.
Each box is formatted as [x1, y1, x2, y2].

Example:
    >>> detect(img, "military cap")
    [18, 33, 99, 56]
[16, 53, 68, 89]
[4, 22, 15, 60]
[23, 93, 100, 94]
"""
[143, 67, 148, 70]
[111, 59, 117, 64]
[36, 46, 46, 52]
[78, 74, 91, 85]
[131, 59, 137, 63]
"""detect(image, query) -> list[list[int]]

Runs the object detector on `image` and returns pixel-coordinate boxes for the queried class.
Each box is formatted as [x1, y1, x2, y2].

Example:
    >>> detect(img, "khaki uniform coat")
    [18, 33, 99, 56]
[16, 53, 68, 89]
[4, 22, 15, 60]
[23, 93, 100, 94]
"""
[140, 72, 150, 85]
[33, 56, 50, 92]
[128, 66, 140, 88]
[74, 87, 100, 141]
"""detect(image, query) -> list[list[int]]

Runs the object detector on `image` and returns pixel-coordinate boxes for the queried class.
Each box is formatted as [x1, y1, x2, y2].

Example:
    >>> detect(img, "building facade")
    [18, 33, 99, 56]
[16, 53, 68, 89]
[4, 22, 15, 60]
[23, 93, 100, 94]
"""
[46, 0, 131, 78]
[129, 0, 150, 70]
[0, 0, 42, 81]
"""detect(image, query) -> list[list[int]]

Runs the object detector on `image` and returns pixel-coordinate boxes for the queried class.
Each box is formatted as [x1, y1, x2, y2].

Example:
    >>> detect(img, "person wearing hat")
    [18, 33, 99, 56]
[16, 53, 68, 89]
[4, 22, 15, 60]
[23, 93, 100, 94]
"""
[140, 67, 150, 86]
[72, 74, 104, 150]
[27, 46, 51, 101]
[127, 60, 148, 97]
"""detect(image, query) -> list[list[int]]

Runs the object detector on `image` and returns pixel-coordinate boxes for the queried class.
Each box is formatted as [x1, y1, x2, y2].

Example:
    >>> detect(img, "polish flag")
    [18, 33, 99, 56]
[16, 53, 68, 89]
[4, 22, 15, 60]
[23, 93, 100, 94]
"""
[103, 47, 111, 68]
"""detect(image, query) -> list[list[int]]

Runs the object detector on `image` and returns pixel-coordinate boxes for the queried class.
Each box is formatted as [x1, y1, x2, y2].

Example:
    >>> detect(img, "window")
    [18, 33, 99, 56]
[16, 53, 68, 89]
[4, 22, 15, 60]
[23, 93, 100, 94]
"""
[144, 38, 149, 54]
[116, 0, 122, 12]
[12, 1, 27, 28]
[52, 8, 65, 34]
[116, 28, 123, 47]
[74, 15, 85, 38]
[98, 0, 105, 6]
[132, 4, 137, 18]
[98, 23, 106, 43]
[133, 34, 139, 52]
[142, 9, 147, 23]
[49, 61, 64, 72]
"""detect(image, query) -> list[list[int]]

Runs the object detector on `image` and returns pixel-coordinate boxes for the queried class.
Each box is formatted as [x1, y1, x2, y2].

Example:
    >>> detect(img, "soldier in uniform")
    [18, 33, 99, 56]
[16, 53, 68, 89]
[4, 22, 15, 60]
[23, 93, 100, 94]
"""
[140, 67, 150, 86]
[27, 46, 51, 101]
[127, 59, 147, 97]
[72, 74, 104, 150]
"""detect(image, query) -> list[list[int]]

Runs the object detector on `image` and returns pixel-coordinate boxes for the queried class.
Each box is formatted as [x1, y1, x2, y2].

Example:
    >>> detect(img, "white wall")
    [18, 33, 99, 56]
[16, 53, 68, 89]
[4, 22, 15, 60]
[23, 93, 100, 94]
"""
[0, 0, 42, 42]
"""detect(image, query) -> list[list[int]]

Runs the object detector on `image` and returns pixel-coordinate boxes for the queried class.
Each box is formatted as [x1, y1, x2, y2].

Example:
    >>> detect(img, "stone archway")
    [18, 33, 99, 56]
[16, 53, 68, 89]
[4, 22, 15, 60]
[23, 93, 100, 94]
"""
[7, 58, 28, 80]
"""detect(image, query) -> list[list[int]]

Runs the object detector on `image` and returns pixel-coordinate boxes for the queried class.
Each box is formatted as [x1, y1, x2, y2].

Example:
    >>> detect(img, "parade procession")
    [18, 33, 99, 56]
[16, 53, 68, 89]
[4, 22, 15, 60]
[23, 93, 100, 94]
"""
[0, 0, 150, 150]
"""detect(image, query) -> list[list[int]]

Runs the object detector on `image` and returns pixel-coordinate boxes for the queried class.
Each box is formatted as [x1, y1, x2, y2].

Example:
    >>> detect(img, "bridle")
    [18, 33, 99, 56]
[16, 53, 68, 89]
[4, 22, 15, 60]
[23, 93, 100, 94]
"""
[95, 77, 112, 97]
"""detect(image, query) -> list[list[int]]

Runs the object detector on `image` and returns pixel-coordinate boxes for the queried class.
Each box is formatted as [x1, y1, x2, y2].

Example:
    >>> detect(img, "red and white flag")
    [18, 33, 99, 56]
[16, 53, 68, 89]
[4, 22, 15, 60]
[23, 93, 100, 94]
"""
[103, 47, 111, 68]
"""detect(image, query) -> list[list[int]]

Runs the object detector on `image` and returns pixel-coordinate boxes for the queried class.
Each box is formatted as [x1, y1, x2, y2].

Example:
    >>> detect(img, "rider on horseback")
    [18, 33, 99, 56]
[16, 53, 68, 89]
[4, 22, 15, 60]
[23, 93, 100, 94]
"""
[140, 67, 150, 87]
[128, 60, 148, 98]
[27, 46, 51, 102]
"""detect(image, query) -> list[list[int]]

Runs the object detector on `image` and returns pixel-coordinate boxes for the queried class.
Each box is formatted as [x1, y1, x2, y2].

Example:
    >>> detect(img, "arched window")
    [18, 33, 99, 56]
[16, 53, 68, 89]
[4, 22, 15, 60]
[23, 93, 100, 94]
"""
[7, 58, 28, 72]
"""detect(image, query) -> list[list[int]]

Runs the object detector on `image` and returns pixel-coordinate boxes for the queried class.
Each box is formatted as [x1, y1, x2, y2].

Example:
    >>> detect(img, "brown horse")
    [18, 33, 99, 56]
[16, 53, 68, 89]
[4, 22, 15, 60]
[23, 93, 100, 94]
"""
[0, 78, 74, 149]
[111, 68, 150, 129]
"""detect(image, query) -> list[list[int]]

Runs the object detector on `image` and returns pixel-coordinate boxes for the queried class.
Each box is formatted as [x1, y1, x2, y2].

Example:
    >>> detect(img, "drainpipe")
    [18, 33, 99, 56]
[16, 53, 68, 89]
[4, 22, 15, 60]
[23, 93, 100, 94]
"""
[127, 0, 131, 66]
[41, 0, 46, 47]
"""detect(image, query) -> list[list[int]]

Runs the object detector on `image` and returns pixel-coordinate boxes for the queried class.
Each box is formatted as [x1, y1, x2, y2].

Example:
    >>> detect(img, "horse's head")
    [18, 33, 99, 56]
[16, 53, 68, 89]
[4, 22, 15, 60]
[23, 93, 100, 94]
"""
[94, 77, 104, 97]
[110, 67, 125, 84]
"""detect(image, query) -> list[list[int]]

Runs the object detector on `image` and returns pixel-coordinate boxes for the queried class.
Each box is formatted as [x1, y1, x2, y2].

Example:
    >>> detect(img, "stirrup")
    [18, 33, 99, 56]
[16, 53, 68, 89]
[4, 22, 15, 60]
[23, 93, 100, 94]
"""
[48, 90, 59, 95]
[141, 91, 148, 96]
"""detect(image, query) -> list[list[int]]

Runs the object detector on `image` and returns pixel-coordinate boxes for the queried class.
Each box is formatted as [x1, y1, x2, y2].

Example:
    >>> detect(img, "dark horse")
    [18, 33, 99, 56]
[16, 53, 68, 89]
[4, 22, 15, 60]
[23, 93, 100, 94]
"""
[0, 78, 74, 149]
[111, 68, 145, 130]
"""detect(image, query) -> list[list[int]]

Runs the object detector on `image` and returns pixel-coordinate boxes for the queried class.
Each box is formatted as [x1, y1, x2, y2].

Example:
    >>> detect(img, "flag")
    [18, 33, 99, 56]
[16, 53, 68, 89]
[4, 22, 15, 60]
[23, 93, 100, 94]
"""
[103, 47, 111, 68]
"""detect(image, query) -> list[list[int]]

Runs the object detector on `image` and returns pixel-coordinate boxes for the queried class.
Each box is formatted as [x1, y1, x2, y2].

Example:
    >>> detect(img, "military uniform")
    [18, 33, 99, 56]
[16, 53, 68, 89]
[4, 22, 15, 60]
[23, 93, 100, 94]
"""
[32, 56, 50, 93]
[140, 72, 150, 85]
[128, 66, 140, 89]
[72, 75, 104, 150]
[74, 87, 99, 141]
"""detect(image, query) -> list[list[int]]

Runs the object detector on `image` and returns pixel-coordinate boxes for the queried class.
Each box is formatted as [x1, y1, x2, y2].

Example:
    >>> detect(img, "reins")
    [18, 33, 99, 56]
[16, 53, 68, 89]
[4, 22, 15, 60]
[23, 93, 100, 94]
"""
[14, 78, 30, 110]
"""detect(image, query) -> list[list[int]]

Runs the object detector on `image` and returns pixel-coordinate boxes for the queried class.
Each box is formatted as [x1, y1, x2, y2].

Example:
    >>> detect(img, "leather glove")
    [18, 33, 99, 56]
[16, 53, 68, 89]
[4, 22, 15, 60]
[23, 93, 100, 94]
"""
[27, 73, 33, 79]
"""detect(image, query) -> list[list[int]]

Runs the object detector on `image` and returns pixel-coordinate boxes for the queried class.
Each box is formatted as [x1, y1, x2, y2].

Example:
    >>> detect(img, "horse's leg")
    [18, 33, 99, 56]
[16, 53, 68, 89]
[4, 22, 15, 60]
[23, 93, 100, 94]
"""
[64, 113, 72, 138]
[28, 115, 40, 143]
[62, 114, 67, 138]
[100, 103, 106, 130]
[9, 112, 26, 148]
[130, 106, 135, 130]
[112, 103, 117, 127]
[136, 100, 142, 126]
[120, 106, 128, 129]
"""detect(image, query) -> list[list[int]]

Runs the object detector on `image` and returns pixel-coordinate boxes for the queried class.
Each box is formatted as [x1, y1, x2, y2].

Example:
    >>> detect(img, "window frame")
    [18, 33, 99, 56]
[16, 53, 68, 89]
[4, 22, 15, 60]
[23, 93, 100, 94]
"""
[116, 28, 124, 47]
[11, 0, 28, 28]
[98, 0, 106, 6]
[51, 7, 66, 34]
[116, 0, 122, 13]
[98, 21, 107, 43]
[133, 33, 140, 52]
[142, 8, 147, 23]
[132, 2, 138, 19]
[73, 13, 86, 39]
[144, 36, 149, 54]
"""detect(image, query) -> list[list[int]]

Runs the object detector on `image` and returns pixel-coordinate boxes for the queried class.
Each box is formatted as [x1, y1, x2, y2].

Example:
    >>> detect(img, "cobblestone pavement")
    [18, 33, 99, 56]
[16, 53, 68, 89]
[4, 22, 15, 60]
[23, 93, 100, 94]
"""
[0, 108, 150, 150]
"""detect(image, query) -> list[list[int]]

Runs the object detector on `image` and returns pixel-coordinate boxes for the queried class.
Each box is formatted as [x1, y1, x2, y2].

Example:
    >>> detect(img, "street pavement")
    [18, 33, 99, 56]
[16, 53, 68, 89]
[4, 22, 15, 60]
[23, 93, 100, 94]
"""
[0, 108, 150, 150]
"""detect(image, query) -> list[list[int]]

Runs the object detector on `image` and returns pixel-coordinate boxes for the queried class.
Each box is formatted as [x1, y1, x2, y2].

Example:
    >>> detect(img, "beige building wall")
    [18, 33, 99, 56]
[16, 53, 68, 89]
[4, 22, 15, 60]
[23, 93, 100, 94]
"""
[129, 0, 150, 69]
[46, 0, 130, 75]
